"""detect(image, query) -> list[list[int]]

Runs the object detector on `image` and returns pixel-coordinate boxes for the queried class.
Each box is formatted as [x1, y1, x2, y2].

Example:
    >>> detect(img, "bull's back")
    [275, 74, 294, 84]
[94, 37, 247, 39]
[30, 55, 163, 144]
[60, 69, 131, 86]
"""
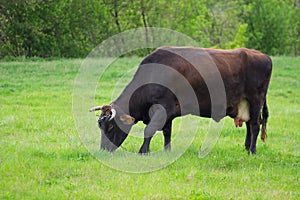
[138, 47, 272, 118]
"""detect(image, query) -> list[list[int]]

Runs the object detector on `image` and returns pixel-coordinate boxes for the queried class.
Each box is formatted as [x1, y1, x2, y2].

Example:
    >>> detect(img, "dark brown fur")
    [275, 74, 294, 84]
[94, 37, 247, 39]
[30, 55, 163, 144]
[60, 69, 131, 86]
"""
[99, 47, 272, 154]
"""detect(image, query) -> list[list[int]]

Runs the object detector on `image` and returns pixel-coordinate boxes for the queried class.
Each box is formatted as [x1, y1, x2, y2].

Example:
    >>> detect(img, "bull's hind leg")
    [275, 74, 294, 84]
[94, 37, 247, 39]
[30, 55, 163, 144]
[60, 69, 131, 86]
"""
[248, 101, 263, 154]
[248, 119, 260, 154]
[245, 121, 251, 151]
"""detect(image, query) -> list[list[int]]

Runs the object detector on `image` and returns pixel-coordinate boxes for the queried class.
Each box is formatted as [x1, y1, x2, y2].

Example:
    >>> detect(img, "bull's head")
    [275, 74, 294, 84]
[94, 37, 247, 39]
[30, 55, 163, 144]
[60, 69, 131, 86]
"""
[89, 104, 135, 152]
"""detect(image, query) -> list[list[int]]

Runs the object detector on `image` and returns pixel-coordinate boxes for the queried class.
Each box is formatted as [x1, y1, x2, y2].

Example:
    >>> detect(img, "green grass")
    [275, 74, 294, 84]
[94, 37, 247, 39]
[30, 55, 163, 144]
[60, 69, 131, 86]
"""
[0, 56, 299, 199]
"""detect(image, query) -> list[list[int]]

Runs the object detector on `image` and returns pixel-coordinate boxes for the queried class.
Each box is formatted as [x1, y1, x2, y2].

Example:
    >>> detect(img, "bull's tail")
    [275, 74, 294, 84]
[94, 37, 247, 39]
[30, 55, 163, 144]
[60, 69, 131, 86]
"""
[260, 100, 269, 142]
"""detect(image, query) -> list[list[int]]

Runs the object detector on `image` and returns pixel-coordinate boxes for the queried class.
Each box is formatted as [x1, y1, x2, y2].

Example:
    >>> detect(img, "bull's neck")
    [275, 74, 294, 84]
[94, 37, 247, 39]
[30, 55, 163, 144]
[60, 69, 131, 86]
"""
[112, 95, 130, 114]
[112, 91, 144, 121]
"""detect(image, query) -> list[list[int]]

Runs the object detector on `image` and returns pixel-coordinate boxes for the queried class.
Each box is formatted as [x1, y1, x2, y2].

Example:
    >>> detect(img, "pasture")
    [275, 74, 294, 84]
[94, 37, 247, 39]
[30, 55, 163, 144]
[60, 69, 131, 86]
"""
[0, 56, 299, 199]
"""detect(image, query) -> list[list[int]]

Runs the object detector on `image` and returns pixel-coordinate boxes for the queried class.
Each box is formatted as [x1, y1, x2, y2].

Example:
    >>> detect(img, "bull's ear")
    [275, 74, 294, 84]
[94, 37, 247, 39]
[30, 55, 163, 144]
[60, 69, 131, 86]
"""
[119, 114, 135, 125]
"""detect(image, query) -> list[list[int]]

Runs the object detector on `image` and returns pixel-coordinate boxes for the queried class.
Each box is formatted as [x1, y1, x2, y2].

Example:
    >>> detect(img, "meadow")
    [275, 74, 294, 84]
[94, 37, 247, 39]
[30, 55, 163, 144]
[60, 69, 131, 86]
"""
[0, 56, 299, 199]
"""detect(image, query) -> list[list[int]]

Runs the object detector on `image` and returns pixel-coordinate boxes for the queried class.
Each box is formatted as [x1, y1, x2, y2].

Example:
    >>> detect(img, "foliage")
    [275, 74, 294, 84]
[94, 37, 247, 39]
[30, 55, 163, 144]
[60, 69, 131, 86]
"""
[207, 0, 247, 49]
[225, 23, 248, 49]
[244, 0, 298, 55]
[0, 0, 109, 57]
[0, 57, 299, 199]
[0, 0, 299, 58]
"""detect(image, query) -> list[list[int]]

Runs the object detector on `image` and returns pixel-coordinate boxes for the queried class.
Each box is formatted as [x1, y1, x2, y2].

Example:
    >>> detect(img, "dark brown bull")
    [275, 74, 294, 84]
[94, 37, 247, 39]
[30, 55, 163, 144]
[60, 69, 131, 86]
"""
[90, 47, 272, 154]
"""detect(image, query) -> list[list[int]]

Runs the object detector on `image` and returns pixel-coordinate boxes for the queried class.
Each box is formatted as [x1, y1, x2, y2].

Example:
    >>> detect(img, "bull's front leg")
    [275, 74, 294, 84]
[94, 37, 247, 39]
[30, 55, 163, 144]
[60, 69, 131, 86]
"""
[139, 124, 156, 154]
[139, 105, 167, 154]
[163, 121, 172, 151]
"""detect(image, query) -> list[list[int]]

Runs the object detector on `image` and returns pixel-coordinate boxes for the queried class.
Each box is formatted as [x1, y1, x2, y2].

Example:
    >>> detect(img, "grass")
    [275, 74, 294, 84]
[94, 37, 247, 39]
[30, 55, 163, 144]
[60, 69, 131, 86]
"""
[0, 56, 299, 199]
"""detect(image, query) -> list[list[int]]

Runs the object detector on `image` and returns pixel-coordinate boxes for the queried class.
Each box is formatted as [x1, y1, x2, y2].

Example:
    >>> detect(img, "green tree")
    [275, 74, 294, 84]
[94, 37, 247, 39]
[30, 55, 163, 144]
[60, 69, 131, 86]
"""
[0, 0, 299, 58]
[292, 0, 300, 55]
[244, 0, 296, 55]
[206, 0, 249, 49]
[147, 0, 211, 47]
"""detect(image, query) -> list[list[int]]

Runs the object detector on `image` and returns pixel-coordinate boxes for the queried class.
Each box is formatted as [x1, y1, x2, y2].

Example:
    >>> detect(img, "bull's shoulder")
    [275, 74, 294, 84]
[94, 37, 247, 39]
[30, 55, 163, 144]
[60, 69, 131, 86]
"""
[140, 46, 194, 66]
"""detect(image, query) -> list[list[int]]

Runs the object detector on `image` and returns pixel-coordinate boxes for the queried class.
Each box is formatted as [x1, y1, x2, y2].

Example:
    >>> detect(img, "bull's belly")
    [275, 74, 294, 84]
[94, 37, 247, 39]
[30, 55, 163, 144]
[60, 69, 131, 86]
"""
[177, 98, 250, 127]
[234, 99, 250, 127]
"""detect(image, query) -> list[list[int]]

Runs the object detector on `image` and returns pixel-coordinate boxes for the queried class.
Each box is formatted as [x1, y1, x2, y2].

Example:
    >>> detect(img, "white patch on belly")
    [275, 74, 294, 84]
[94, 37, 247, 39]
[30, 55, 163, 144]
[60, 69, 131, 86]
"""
[237, 99, 250, 122]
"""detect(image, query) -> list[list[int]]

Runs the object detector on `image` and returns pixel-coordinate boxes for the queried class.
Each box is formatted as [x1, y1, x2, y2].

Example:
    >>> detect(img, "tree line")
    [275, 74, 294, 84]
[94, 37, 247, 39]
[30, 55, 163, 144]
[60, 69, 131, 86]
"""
[0, 0, 299, 58]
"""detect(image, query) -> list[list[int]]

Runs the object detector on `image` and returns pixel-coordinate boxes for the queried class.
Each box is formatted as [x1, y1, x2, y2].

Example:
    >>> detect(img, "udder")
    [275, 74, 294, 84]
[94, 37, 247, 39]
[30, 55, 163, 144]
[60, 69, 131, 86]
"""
[234, 99, 250, 127]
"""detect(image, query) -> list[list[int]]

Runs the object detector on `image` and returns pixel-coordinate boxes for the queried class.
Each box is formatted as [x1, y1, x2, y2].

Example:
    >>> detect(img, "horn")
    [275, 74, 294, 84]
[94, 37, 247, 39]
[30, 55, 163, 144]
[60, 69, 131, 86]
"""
[89, 106, 103, 112]
[109, 108, 116, 121]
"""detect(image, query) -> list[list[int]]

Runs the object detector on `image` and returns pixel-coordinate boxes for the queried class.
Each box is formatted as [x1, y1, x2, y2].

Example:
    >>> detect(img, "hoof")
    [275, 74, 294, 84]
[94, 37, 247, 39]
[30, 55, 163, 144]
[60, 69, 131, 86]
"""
[164, 144, 171, 151]
[138, 152, 150, 156]
[138, 148, 150, 155]
[248, 149, 256, 155]
[245, 145, 250, 151]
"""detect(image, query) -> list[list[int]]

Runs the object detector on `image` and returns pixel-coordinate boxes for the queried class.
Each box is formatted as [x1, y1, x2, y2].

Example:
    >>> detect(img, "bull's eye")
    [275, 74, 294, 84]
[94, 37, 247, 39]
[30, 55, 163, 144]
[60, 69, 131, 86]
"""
[100, 115, 107, 121]
[98, 115, 108, 127]
[108, 124, 114, 132]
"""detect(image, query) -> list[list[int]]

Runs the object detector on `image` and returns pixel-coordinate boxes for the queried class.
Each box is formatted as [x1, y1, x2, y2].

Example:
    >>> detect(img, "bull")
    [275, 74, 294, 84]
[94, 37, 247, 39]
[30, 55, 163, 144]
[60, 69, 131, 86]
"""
[89, 47, 272, 154]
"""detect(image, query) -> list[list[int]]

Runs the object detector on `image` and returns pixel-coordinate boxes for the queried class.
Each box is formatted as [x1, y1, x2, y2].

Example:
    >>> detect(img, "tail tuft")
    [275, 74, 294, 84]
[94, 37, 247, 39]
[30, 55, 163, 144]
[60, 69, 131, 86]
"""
[260, 101, 269, 142]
